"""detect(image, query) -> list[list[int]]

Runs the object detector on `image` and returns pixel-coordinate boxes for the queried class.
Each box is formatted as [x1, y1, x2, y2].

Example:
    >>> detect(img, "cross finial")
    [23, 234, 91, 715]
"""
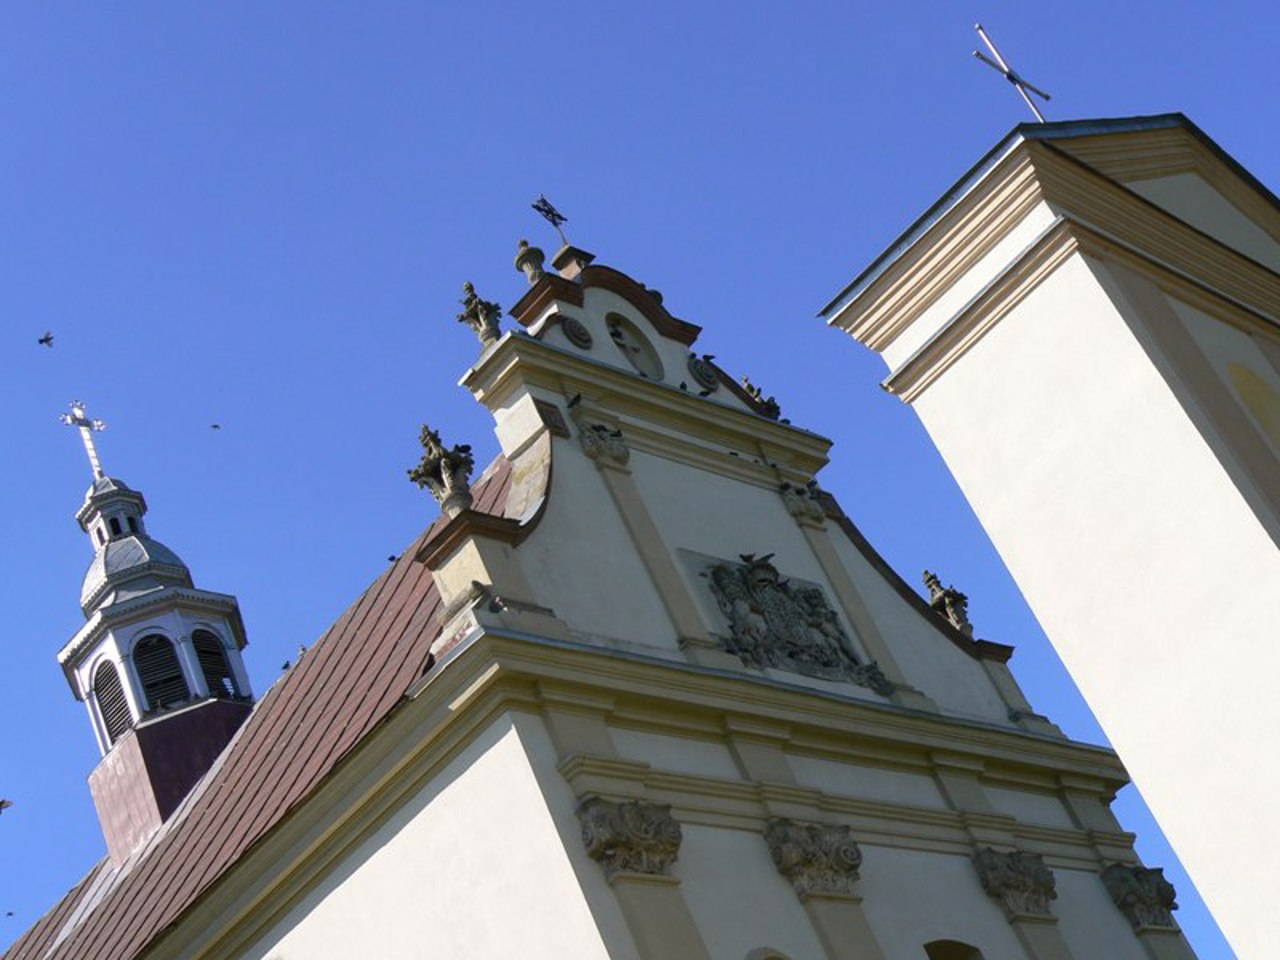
[972, 23, 1051, 123]
[59, 400, 108, 480]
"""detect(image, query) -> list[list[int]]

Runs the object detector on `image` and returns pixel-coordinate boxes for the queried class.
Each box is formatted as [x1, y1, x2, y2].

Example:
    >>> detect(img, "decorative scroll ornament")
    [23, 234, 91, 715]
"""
[707, 554, 893, 695]
[408, 425, 475, 516]
[741, 376, 781, 420]
[560, 315, 594, 350]
[779, 480, 825, 522]
[923, 570, 974, 637]
[972, 847, 1057, 919]
[1102, 864, 1178, 930]
[457, 281, 502, 348]
[514, 239, 546, 286]
[764, 819, 862, 898]
[579, 422, 630, 467]
[687, 353, 720, 393]
[577, 797, 682, 880]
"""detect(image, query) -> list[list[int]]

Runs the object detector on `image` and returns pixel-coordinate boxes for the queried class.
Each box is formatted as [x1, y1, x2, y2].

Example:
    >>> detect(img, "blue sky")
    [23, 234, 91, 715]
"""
[2, 3, 1273, 956]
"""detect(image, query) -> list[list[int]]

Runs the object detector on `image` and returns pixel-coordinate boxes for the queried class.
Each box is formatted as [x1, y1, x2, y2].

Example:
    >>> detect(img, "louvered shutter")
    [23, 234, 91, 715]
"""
[94, 661, 133, 744]
[193, 630, 239, 699]
[134, 636, 190, 711]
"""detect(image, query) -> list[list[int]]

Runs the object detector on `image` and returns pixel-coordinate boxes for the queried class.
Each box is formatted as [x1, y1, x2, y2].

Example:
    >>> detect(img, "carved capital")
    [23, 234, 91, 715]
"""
[579, 422, 630, 467]
[577, 797, 682, 880]
[765, 819, 862, 898]
[1102, 863, 1178, 930]
[779, 481, 825, 523]
[972, 847, 1057, 919]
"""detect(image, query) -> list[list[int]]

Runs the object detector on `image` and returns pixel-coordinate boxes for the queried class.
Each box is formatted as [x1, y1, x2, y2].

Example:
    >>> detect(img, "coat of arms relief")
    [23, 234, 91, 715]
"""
[705, 553, 893, 696]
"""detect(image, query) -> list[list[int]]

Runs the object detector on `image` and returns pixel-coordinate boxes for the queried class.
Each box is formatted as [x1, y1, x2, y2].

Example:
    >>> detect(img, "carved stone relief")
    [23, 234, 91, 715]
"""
[705, 553, 893, 695]
[579, 422, 630, 467]
[923, 569, 974, 637]
[779, 480, 825, 522]
[972, 847, 1058, 919]
[577, 797, 682, 880]
[687, 352, 720, 392]
[764, 818, 863, 898]
[1102, 863, 1179, 930]
[407, 424, 474, 516]
[559, 315, 594, 350]
[456, 281, 502, 348]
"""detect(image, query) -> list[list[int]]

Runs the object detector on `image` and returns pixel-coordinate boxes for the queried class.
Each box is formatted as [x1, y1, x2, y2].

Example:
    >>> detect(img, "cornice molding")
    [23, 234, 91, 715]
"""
[463, 335, 832, 479]
[834, 137, 1280, 375]
[142, 629, 1130, 960]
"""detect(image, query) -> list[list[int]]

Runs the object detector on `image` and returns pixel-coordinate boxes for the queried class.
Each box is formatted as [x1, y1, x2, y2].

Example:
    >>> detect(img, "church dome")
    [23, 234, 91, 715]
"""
[80, 535, 193, 615]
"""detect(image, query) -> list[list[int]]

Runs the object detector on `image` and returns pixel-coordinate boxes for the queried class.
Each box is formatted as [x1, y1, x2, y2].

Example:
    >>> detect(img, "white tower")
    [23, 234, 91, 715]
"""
[57, 402, 254, 864]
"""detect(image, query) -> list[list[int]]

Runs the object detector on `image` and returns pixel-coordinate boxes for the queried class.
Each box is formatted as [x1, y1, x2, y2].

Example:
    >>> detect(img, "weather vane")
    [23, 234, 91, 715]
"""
[59, 400, 108, 480]
[972, 23, 1050, 123]
[531, 195, 570, 247]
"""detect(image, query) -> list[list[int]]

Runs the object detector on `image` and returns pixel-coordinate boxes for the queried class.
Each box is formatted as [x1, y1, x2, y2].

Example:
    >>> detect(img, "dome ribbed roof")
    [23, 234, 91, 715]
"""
[80, 535, 192, 615]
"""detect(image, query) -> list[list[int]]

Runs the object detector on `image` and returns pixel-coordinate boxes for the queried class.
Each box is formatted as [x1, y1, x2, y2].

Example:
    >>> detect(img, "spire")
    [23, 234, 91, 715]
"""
[53, 402, 255, 864]
[59, 400, 107, 480]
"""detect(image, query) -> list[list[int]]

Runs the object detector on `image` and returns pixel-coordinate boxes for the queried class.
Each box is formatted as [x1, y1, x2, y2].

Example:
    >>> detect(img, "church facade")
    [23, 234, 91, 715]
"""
[7, 189, 1203, 957]
[823, 113, 1275, 959]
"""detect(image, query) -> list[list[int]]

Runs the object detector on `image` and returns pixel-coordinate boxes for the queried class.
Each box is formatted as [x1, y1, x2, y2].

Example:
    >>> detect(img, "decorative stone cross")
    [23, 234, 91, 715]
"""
[59, 400, 108, 479]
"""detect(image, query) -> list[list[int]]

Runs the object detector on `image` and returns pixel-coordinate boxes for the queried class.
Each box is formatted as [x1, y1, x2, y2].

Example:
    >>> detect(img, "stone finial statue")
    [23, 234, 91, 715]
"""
[456, 281, 502, 348]
[408, 424, 475, 516]
[514, 239, 546, 286]
[923, 569, 974, 637]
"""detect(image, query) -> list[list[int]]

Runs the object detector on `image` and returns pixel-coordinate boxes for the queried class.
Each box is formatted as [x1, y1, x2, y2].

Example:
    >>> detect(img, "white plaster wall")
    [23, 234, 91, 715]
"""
[629, 451, 828, 591]
[240, 713, 625, 960]
[518, 437, 681, 653]
[882, 201, 1061, 369]
[1053, 867, 1150, 960]
[678, 823, 831, 960]
[1173, 298, 1280, 457]
[857, 846, 1028, 958]
[908, 250, 1280, 960]
[787, 754, 949, 810]
[1127, 173, 1280, 272]
[825, 530, 1013, 724]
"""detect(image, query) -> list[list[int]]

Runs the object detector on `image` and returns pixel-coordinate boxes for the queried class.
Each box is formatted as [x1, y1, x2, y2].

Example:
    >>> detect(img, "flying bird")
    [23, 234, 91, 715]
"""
[387, 554, 399, 562]
[210, 423, 221, 431]
[37, 332, 53, 347]
[0, 799, 11, 814]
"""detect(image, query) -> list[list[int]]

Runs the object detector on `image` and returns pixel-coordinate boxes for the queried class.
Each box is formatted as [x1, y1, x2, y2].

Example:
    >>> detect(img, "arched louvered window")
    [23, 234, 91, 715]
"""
[94, 661, 133, 745]
[193, 630, 239, 699]
[133, 635, 190, 712]
[924, 941, 985, 960]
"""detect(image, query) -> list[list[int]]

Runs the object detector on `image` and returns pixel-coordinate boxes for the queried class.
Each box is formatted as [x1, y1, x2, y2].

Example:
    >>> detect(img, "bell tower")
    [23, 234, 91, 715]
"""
[56, 402, 254, 865]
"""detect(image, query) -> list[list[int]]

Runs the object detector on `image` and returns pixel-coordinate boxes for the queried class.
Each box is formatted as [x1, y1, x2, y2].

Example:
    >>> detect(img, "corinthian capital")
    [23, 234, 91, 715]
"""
[972, 847, 1057, 919]
[764, 819, 863, 898]
[1102, 863, 1179, 930]
[576, 797, 682, 880]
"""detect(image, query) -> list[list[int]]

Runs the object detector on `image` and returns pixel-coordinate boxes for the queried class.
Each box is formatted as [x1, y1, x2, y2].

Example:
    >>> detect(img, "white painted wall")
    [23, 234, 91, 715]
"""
[907, 249, 1280, 959]
[1126, 173, 1280, 272]
[240, 713, 626, 960]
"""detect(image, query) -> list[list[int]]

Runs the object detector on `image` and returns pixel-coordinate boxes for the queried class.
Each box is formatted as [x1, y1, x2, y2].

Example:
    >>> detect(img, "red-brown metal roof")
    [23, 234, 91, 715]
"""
[6, 457, 513, 960]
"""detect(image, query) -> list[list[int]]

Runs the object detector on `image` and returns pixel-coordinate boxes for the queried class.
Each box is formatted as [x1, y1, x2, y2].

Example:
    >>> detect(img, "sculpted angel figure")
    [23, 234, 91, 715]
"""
[457, 281, 502, 347]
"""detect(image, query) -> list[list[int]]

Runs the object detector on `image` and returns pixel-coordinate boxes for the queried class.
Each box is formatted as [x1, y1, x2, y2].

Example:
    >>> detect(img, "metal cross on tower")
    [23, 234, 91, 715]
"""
[972, 23, 1051, 123]
[59, 400, 108, 480]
